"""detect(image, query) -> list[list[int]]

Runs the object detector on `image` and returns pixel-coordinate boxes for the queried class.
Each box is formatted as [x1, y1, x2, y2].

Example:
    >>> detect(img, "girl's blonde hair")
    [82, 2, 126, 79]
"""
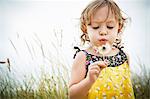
[80, 0, 126, 44]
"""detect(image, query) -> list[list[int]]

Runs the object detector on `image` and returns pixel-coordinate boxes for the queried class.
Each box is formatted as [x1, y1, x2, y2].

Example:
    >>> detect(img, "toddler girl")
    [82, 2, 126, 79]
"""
[69, 0, 135, 99]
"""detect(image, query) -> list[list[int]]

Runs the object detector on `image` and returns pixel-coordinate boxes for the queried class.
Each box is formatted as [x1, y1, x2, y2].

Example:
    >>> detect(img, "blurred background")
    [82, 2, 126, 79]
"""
[0, 0, 150, 79]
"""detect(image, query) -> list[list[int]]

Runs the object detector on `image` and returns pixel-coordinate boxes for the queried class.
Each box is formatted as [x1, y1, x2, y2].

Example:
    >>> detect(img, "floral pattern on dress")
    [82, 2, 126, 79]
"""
[74, 48, 135, 99]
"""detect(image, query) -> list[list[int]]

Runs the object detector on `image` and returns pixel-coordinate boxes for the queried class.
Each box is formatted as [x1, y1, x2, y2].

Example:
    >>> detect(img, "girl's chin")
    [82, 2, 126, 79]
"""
[99, 42, 109, 46]
[100, 42, 107, 45]
[98, 40, 110, 45]
[98, 42, 113, 47]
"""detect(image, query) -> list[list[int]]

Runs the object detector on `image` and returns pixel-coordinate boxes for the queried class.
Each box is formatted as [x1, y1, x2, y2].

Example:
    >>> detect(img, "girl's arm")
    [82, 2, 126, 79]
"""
[69, 51, 92, 99]
[69, 51, 106, 99]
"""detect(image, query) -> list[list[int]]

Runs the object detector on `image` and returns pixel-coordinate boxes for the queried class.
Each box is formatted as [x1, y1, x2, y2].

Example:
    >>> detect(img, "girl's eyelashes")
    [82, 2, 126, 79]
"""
[107, 26, 114, 29]
[92, 26, 114, 29]
[92, 26, 99, 29]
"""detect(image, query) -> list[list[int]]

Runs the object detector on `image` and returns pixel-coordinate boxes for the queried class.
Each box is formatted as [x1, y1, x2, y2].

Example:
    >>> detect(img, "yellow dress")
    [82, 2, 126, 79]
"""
[88, 61, 135, 99]
[74, 48, 135, 99]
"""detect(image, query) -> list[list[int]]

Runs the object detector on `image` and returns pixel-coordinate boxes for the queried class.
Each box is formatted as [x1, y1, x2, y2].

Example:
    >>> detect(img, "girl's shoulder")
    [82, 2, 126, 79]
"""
[73, 46, 87, 59]
[73, 46, 87, 64]
[74, 51, 86, 60]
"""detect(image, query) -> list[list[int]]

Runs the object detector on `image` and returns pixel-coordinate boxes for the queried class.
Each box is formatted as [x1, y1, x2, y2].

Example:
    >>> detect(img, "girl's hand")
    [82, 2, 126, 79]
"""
[86, 60, 108, 83]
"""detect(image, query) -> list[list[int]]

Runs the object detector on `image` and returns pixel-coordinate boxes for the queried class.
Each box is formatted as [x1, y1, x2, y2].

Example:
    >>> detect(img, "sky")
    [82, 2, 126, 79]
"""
[0, 0, 150, 79]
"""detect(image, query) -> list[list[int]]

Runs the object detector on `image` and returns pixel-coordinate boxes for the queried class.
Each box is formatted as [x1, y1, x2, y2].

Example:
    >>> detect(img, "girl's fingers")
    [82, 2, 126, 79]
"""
[88, 65, 100, 72]
[88, 69, 100, 77]
[89, 69, 99, 74]
[97, 61, 108, 68]
[90, 61, 108, 68]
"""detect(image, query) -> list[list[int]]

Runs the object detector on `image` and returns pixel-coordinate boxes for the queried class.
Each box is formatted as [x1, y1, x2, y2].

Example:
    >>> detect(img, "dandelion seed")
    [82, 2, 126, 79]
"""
[94, 43, 111, 64]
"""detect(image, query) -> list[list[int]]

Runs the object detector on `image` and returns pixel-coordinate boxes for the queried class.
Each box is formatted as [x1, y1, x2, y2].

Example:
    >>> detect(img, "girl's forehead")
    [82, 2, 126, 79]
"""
[90, 6, 117, 23]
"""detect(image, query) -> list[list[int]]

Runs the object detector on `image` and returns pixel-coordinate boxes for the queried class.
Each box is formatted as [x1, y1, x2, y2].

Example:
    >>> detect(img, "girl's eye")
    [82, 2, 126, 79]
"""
[107, 26, 114, 29]
[92, 26, 99, 29]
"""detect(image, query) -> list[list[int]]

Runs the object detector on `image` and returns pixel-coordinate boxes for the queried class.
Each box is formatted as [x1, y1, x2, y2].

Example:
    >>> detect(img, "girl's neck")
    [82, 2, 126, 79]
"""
[86, 45, 120, 57]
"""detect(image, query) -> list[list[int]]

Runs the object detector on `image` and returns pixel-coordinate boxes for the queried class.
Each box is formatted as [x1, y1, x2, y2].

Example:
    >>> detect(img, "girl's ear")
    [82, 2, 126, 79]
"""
[118, 23, 123, 33]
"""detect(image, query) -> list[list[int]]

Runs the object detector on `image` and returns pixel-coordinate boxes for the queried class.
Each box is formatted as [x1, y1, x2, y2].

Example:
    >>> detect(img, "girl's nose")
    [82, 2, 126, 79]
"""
[99, 28, 107, 36]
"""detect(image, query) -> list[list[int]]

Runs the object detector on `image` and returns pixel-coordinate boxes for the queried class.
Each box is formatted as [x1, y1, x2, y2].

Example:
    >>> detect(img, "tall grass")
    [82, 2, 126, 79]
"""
[0, 71, 69, 99]
[0, 31, 69, 99]
[132, 59, 150, 99]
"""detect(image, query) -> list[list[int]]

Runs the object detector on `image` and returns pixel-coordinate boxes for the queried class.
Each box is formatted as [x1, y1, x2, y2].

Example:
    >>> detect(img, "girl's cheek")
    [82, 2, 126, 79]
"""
[107, 35, 115, 42]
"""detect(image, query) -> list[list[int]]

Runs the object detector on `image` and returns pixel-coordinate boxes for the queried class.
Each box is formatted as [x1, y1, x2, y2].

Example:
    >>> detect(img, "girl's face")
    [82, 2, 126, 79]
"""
[87, 6, 119, 47]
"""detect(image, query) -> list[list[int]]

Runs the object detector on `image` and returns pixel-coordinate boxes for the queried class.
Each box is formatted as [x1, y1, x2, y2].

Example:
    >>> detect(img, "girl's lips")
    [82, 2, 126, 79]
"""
[99, 38, 108, 44]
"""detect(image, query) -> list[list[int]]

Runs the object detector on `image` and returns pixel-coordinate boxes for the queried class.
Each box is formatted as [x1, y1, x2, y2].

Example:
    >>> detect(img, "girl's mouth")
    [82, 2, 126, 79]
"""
[99, 39, 108, 44]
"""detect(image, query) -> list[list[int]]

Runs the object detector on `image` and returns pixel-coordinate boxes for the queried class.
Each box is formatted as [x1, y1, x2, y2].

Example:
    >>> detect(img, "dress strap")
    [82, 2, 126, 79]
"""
[73, 46, 81, 59]
[73, 46, 89, 59]
[81, 50, 89, 55]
